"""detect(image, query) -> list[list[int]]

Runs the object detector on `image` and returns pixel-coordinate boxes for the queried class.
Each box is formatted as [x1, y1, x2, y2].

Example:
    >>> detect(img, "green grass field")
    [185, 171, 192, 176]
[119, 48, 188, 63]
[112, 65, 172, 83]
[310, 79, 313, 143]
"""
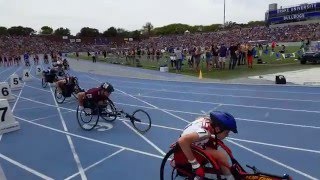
[69, 46, 316, 80]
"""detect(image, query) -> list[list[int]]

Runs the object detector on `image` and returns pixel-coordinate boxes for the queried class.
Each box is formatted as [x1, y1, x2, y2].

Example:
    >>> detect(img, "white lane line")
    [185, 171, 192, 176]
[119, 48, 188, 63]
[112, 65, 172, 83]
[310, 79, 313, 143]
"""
[12, 95, 76, 113]
[10, 95, 320, 154]
[237, 118, 320, 129]
[4, 66, 22, 82]
[0, 67, 13, 78]
[227, 139, 318, 180]
[135, 95, 320, 114]
[86, 75, 189, 124]
[14, 94, 320, 130]
[13, 106, 53, 112]
[11, 83, 25, 112]
[85, 75, 178, 156]
[14, 116, 164, 159]
[123, 121, 165, 155]
[204, 104, 223, 115]
[64, 148, 125, 180]
[228, 137, 320, 154]
[48, 86, 87, 180]
[30, 75, 42, 81]
[24, 84, 51, 92]
[31, 110, 74, 122]
[108, 78, 320, 95]
[117, 85, 320, 103]
[115, 102, 320, 129]
[86, 75, 318, 178]
[0, 153, 54, 180]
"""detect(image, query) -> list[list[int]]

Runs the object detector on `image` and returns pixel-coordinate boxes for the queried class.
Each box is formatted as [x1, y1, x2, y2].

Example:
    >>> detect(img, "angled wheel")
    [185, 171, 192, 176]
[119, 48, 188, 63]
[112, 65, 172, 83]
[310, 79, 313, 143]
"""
[54, 87, 66, 104]
[76, 106, 100, 131]
[160, 148, 177, 180]
[131, 109, 151, 133]
[100, 100, 117, 122]
[160, 146, 221, 180]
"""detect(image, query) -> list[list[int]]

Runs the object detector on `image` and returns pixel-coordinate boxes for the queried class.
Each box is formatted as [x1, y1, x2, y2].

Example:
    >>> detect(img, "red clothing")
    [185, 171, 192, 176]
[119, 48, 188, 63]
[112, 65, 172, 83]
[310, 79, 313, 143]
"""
[271, 41, 276, 49]
[85, 88, 107, 102]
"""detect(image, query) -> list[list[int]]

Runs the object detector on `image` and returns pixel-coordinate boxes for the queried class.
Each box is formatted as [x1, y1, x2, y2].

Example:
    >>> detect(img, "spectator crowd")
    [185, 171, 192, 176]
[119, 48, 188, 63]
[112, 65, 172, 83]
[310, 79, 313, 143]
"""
[1, 23, 320, 70]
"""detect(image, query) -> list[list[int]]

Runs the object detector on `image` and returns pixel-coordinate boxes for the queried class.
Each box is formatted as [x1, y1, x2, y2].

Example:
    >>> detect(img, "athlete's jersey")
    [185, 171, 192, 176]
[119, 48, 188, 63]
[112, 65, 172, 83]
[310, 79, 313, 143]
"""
[181, 117, 212, 147]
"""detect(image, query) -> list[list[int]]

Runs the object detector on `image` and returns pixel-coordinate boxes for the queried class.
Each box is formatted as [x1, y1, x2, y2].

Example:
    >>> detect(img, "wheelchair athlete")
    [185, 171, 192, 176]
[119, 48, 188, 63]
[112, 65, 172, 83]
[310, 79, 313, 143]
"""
[178, 111, 238, 180]
[77, 82, 114, 112]
[56, 76, 78, 96]
[42, 67, 58, 82]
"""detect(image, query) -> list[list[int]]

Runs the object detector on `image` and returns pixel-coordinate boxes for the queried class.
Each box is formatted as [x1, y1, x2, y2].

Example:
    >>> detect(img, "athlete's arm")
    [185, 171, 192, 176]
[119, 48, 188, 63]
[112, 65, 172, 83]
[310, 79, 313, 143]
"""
[178, 132, 200, 162]
[179, 128, 210, 157]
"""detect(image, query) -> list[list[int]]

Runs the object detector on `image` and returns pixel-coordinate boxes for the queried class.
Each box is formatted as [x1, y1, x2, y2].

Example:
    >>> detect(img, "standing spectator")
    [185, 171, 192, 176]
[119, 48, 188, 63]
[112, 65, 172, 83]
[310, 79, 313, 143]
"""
[218, 44, 227, 70]
[247, 44, 253, 69]
[194, 46, 202, 72]
[174, 47, 183, 72]
[211, 44, 219, 69]
[205, 47, 212, 71]
[228, 43, 238, 70]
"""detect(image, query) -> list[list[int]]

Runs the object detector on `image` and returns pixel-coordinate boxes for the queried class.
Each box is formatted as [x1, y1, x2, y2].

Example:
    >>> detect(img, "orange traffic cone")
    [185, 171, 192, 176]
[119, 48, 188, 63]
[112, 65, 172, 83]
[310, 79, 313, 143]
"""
[198, 70, 203, 79]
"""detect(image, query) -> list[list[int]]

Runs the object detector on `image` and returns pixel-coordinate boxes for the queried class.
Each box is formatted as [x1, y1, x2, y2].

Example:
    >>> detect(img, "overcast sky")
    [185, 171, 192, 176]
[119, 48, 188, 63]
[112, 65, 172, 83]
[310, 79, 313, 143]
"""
[0, 0, 318, 35]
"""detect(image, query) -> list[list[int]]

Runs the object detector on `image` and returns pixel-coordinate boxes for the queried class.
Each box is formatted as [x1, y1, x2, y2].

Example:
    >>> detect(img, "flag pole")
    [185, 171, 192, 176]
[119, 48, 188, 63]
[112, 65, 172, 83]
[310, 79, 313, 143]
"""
[224, 0, 226, 26]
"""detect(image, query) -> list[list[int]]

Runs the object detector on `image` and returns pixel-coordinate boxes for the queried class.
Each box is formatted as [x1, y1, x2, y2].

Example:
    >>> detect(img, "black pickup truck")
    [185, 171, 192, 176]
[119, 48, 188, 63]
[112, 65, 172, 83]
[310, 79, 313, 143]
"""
[299, 51, 320, 64]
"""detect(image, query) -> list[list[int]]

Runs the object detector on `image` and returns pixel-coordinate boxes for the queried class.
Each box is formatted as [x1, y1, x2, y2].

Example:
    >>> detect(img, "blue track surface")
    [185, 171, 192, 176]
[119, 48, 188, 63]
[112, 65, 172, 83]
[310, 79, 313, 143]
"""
[0, 61, 319, 180]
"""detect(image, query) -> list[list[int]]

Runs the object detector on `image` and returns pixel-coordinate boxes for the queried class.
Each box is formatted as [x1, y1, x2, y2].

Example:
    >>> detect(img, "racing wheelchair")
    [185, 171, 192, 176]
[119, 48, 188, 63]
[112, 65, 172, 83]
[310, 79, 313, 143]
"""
[42, 69, 58, 88]
[54, 77, 83, 104]
[76, 98, 151, 133]
[160, 139, 292, 180]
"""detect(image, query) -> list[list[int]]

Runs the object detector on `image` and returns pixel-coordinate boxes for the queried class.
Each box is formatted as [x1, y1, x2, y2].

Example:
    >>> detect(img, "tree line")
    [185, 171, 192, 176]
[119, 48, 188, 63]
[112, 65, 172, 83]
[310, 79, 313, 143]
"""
[0, 21, 265, 38]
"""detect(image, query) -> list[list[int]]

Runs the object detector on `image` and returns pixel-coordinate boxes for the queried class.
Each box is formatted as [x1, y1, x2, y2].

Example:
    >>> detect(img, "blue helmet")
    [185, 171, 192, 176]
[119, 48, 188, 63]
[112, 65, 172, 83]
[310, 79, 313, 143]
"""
[209, 111, 238, 133]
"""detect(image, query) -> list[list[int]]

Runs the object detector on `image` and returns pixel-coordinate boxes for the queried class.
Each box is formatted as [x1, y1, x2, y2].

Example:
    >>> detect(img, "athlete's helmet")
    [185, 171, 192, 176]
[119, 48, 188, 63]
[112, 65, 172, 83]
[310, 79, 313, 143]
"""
[100, 82, 114, 93]
[209, 111, 238, 133]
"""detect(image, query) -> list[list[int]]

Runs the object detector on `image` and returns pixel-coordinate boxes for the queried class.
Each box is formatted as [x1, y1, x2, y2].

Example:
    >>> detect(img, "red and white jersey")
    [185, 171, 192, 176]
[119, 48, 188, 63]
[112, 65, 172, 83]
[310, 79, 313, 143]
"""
[181, 117, 212, 147]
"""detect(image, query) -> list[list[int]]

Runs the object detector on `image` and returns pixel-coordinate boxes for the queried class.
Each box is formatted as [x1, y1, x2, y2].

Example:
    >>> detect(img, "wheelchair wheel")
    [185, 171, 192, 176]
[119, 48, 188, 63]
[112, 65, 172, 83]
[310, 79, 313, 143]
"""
[160, 147, 220, 180]
[99, 100, 117, 122]
[42, 78, 48, 88]
[131, 109, 151, 133]
[76, 106, 100, 131]
[54, 87, 66, 104]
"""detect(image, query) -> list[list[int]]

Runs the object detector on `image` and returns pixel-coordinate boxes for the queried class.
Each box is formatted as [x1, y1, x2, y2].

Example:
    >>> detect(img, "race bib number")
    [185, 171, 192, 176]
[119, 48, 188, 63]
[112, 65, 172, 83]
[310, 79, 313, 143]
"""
[196, 129, 209, 140]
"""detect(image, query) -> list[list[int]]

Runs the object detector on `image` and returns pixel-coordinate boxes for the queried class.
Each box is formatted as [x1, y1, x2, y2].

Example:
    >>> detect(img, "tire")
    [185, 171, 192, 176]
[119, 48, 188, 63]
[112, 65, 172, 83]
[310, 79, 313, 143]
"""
[100, 100, 117, 122]
[131, 109, 151, 133]
[54, 87, 66, 104]
[42, 78, 48, 88]
[76, 106, 100, 131]
[160, 148, 176, 180]
[160, 147, 221, 180]
[300, 60, 306, 64]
